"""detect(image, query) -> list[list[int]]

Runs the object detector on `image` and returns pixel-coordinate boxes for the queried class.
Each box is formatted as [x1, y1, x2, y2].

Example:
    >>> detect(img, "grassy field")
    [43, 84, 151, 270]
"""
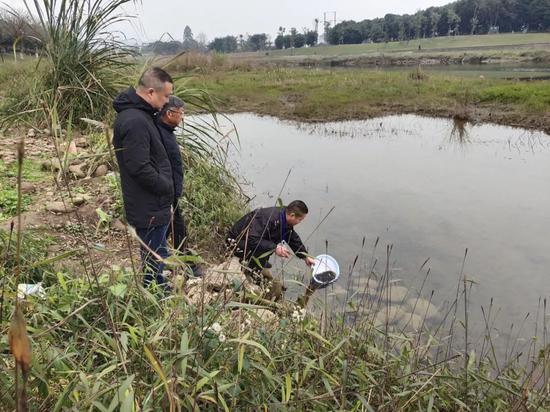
[239, 33, 550, 59]
[182, 67, 550, 132]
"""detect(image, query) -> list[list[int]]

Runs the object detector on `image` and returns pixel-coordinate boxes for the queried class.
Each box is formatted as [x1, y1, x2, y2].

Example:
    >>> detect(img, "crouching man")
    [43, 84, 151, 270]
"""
[227, 200, 315, 300]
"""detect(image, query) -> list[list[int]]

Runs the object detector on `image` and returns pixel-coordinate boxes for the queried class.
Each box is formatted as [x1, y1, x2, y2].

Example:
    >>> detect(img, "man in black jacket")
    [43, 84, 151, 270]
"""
[112, 67, 174, 289]
[156, 96, 204, 277]
[228, 200, 315, 274]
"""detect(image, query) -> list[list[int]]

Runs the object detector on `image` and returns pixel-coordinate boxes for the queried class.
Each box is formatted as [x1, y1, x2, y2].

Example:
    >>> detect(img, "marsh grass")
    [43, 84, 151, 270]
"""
[0, 0, 138, 127]
[183, 67, 550, 131]
[0, 118, 549, 410]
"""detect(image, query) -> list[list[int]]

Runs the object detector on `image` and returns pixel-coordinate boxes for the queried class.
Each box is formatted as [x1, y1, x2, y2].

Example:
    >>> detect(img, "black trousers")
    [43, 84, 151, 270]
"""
[168, 201, 187, 253]
[228, 238, 272, 271]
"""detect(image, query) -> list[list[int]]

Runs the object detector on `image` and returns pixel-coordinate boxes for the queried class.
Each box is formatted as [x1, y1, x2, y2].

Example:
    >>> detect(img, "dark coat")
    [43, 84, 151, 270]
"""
[228, 206, 308, 258]
[156, 119, 184, 200]
[112, 87, 174, 228]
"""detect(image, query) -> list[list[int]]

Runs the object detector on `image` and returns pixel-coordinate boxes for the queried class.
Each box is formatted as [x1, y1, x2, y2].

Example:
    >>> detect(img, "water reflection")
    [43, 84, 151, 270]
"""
[449, 116, 471, 146]
[214, 112, 550, 355]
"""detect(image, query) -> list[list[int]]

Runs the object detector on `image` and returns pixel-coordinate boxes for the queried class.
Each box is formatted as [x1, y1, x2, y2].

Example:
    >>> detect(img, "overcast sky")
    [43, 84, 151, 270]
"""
[12, 0, 452, 43]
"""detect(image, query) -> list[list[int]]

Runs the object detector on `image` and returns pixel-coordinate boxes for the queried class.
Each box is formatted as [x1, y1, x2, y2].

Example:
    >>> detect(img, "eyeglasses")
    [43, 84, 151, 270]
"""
[168, 109, 184, 116]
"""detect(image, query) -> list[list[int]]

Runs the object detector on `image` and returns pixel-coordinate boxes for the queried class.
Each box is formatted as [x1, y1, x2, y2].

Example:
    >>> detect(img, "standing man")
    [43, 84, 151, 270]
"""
[112, 67, 174, 289]
[156, 96, 203, 276]
[228, 200, 315, 298]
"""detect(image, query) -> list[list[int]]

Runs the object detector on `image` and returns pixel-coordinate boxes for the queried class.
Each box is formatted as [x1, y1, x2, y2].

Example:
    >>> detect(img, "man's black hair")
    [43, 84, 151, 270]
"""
[138, 67, 173, 90]
[287, 200, 308, 216]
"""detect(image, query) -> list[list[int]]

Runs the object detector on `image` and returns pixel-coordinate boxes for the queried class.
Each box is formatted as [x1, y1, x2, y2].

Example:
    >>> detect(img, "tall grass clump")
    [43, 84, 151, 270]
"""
[182, 150, 246, 253]
[1, 0, 137, 127]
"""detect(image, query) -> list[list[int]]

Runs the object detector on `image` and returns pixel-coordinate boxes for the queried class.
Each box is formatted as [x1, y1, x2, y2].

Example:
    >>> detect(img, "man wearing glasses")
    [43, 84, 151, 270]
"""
[157, 96, 203, 277]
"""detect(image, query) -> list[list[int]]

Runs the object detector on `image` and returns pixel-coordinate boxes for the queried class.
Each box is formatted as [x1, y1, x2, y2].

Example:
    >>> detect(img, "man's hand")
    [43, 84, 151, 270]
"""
[305, 256, 316, 267]
[275, 244, 291, 258]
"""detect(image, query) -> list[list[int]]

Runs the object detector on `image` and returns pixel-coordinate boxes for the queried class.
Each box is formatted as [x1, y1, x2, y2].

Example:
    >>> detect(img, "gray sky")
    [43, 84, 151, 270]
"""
[12, 0, 452, 43]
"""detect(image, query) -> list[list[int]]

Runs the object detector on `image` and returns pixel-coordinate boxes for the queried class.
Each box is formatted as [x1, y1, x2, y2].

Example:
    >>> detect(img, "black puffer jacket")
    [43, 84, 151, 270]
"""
[112, 87, 174, 228]
[156, 119, 184, 200]
[228, 206, 308, 258]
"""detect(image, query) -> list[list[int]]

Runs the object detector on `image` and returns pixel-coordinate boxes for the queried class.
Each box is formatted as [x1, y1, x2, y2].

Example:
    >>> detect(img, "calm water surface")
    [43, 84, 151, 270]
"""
[209, 113, 550, 338]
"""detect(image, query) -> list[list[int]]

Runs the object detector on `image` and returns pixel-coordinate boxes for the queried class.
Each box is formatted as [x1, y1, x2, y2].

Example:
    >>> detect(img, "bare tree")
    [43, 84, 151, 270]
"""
[1, 8, 30, 61]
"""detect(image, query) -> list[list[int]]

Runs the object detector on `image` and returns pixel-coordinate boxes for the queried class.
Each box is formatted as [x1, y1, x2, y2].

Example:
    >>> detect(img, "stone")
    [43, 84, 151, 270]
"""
[203, 267, 247, 291]
[41, 159, 61, 172]
[251, 308, 278, 323]
[405, 298, 439, 320]
[187, 289, 218, 306]
[399, 313, 424, 332]
[46, 201, 74, 214]
[66, 140, 78, 155]
[74, 137, 89, 148]
[20, 182, 36, 193]
[94, 164, 109, 177]
[373, 305, 406, 328]
[43, 128, 51, 136]
[27, 128, 36, 138]
[72, 196, 86, 206]
[68, 164, 86, 179]
[379, 285, 410, 304]
[242, 280, 263, 295]
[111, 218, 126, 231]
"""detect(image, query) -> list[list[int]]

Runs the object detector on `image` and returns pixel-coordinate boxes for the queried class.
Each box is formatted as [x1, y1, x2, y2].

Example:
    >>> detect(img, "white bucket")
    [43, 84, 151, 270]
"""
[312, 254, 340, 277]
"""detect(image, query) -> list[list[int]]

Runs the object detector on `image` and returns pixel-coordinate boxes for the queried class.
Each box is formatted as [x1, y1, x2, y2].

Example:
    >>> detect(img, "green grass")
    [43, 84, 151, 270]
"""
[183, 68, 550, 130]
[1, 253, 548, 410]
[246, 33, 550, 58]
[182, 151, 246, 254]
[0, 159, 48, 220]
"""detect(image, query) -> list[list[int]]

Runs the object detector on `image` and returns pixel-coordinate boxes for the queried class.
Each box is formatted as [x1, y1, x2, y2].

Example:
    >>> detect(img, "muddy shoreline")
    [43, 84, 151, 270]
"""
[213, 101, 550, 136]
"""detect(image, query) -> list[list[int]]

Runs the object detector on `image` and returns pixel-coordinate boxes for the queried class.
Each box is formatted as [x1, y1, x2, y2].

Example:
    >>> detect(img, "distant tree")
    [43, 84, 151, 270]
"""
[323, 0, 550, 47]
[529, 0, 550, 30]
[383, 14, 400, 41]
[305, 30, 318, 46]
[182, 25, 198, 50]
[0, 9, 29, 60]
[294, 33, 306, 48]
[238, 34, 245, 50]
[399, 14, 414, 40]
[430, 10, 441, 36]
[412, 11, 424, 38]
[446, 8, 462, 35]
[283, 35, 292, 48]
[247, 33, 268, 51]
[470, 1, 481, 34]
[208, 36, 237, 53]
[196, 32, 208, 51]
[289, 27, 298, 47]
[274, 34, 285, 49]
[142, 40, 183, 55]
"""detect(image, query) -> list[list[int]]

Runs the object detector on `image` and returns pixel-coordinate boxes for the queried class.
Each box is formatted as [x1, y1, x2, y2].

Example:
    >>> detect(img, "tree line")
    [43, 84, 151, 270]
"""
[207, 27, 319, 53]
[5, 0, 549, 58]
[326, 0, 550, 45]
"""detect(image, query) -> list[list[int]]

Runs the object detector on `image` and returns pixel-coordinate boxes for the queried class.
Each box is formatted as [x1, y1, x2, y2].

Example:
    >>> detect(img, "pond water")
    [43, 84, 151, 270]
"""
[379, 63, 550, 79]
[211, 113, 550, 345]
